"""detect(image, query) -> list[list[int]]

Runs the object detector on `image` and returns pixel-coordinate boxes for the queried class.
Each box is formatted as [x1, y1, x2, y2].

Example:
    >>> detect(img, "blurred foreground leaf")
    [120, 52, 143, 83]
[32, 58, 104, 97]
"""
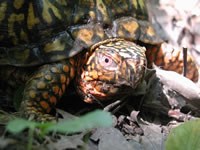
[6, 110, 113, 134]
[165, 119, 200, 150]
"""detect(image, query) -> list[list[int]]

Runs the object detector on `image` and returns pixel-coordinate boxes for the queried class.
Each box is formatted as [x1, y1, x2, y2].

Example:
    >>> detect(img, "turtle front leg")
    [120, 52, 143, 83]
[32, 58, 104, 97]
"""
[20, 59, 75, 122]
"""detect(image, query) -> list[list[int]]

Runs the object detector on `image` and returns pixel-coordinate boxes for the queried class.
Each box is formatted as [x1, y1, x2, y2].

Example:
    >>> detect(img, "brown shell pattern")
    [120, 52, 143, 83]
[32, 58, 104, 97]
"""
[0, 0, 162, 66]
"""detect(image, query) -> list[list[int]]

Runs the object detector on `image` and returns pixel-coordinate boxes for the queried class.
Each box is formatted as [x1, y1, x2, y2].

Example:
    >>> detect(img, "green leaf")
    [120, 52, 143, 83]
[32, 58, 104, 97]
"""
[6, 118, 37, 134]
[45, 110, 113, 134]
[165, 119, 200, 150]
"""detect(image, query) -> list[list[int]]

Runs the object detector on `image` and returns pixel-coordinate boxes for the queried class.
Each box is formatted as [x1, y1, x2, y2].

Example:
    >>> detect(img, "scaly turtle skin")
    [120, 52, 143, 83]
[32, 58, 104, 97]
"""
[0, 0, 198, 121]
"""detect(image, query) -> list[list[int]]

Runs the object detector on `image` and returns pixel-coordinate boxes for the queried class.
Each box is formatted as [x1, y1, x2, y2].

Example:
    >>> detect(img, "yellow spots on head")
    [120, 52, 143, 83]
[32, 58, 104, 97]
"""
[122, 21, 139, 35]
[13, 0, 24, 9]
[127, 59, 137, 74]
[91, 62, 95, 70]
[28, 3, 39, 29]
[86, 53, 95, 65]
[99, 73, 114, 81]
[0, 2, 7, 22]
[84, 76, 93, 81]
[29, 90, 36, 99]
[121, 61, 127, 76]
[88, 70, 98, 79]
[146, 26, 156, 37]
[77, 29, 93, 45]
[42, 0, 62, 24]
[44, 39, 65, 53]
[37, 81, 46, 89]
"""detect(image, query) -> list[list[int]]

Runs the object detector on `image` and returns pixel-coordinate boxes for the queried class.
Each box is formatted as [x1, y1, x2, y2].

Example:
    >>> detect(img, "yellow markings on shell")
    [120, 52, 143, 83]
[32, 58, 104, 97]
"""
[42, 0, 62, 24]
[146, 26, 156, 37]
[29, 90, 36, 99]
[37, 81, 46, 89]
[132, 0, 145, 10]
[132, 0, 138, 9]
[96, 0, 109, 22]
[20, 29, 28, 42]
[8, 13, 24, 44]
[122, 21, 139, 35]
[14, 48, 29, 62]
[27, 3, 39, 29]
[44, 38, 65, 53]
[77, 29, 93, 46]
[13, 0, 24, 9]
[0, 2, 7, 22]
[138, 0, 145, 12]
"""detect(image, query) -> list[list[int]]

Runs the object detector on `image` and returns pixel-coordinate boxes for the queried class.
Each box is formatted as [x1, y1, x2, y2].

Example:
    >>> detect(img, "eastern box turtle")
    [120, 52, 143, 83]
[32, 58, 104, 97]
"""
[0, 0, 198, 121]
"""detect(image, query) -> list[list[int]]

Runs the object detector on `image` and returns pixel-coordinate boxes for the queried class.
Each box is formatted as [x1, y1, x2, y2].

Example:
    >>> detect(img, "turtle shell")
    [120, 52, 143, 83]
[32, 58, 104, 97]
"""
[0, 0, 162, 66]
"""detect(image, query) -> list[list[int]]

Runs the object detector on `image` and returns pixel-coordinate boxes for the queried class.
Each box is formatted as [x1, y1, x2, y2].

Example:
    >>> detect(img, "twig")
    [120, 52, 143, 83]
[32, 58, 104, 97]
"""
[183, 47, 187, 77]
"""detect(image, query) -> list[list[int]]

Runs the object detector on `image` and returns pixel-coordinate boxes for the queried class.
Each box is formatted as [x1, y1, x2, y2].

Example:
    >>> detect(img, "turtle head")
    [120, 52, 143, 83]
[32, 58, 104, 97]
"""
[76, 39, 147, 103]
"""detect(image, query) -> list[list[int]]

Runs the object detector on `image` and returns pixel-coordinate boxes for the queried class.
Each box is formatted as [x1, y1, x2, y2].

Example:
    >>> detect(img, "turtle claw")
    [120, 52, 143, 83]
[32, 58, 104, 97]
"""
[20, 101, 57, 122]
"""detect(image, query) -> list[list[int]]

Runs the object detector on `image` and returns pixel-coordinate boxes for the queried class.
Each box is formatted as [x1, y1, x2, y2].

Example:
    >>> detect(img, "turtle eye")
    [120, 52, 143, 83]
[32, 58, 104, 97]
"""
[98, 53, 117, 70]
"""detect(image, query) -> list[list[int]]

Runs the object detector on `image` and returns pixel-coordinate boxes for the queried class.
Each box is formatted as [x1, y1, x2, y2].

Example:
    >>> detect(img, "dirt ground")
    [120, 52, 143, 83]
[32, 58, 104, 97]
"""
[1, 1, 200, 150]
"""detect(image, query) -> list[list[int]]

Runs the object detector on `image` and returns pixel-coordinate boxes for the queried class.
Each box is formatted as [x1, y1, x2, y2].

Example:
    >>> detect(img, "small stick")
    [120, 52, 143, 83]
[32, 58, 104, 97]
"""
[183, 47, 187, 77]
